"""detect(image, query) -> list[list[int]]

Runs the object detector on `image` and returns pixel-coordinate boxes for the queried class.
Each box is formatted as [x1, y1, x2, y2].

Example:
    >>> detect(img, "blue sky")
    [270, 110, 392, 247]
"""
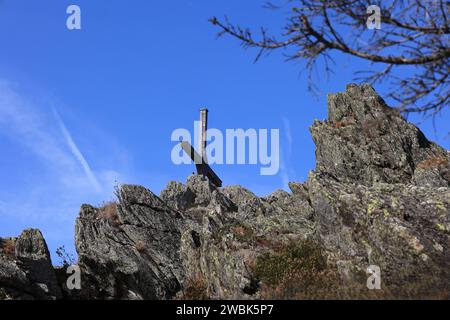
[0, 0, 448, 262]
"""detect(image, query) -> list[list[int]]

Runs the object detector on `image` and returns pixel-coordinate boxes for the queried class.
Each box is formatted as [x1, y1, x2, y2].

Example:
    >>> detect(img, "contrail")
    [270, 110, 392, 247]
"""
[52, 108, 101, 192]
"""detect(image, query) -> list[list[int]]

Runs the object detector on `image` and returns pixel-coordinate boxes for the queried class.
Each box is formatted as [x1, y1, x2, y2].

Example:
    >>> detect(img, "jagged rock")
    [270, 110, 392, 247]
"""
[303, 84, 450, 296]
[307, 172, 450, 291]
[74, 185, 184, 299]
[177, 179, 314, 299]
[0, 229, 62, 300]
[288, 182, 310, 202]
[311, 84, 449, 187]
[176, 84, 448, 298]
[221, 185, 266, 220]
[161, 175, 237, 215]
[160, 181, 194, 211]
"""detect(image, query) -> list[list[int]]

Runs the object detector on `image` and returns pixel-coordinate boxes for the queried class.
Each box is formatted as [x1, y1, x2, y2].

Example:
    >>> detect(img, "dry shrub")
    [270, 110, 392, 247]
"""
[254, 237, 273, 248]
[56, 245, 76, 266]
[260, 238, 286, 253]
[182, 275, 208, 300]
[253, 240, 394, 300]
[416, 156, 448, 170]
[231, 223, 283, 251]
[244, 257, 257, 271]
[333, 118, 355, 129]
[1, 239, 16, 257]
[232, 224, 254, 241]
[135, 240, 146, 253]
[378, 273, 450, 300]
[98, 201, 121, 227]
[254, 240, 327, 289]
[269, 271, 400, 300]
[259, 268, 339, 300]
[274, 268, 450, 300]
[233, 225, 247, 237]
[253, 240, 449, 299]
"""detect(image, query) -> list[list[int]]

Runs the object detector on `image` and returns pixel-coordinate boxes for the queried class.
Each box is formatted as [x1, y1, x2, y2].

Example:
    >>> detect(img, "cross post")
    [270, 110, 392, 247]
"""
[180, 108, 222, 187]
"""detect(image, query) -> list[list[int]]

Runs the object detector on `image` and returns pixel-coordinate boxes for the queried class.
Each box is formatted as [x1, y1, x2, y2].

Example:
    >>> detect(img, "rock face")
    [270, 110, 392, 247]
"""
[0, 229, 62, 300]
[312, 84, 449, 187]
[301, 87, 449, 296]
[74, 185, 184, 299]
[1, 84, 449, 299]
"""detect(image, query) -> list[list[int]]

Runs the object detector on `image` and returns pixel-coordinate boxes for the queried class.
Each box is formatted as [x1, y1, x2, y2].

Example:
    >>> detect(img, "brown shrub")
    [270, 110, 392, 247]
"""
[232, 224, 254, 241]
[254, 240, 327, 288]
[263, 268, 401, 300]
[98, 201, 121, 227]
[233, 225, 246, 237]
[253, 240, 448, 299]
[135, 240, 146, 253]
[416, 156, 448, 170]
[253, 240, 395, 300]
[254, 237, 285, 252]
[1, 239, 16, 256]
[333, 118, 355, 129]
[244, 257, 257, 271]
[254, 237, 273, 248]
[182, 275, 208, 300]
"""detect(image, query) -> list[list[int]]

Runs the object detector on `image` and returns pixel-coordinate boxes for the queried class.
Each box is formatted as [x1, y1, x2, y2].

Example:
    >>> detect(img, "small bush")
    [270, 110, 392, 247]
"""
[56, 245, 76, 267]
[253, 240, 361, 299]
[416, 156, 448, 170]
[98, 201, 121, 227]
[232, 224, 254, 242]
[135, 240, 146, 253]
[182, 275, 208, 300]
[252, 240, 448, 299]
[1, 239, 16, 257]
[333, 118, 355, 129]
[254, 240, 327, 288]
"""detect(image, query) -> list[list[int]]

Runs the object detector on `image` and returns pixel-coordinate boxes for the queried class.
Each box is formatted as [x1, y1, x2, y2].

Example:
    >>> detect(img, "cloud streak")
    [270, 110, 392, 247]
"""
[0, 80, 104, 193]
[0, 79, 129, 260]
[52, 108, 101, 192]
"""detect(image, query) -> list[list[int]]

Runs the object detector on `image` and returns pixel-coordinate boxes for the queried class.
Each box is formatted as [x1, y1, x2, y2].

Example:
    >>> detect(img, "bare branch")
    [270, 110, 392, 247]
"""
[211, 0, 450, 116]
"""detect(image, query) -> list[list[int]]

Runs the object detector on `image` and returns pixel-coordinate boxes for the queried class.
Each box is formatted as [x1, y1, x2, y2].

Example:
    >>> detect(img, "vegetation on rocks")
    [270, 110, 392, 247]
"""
[0, 239, 16, 257]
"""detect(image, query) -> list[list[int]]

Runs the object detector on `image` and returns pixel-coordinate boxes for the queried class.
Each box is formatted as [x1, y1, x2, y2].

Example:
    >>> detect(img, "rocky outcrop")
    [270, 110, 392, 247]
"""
[312, 84, 449, 187]
[1, 84, 449, 299]
[74, 185, 184, 299]
[0, 229, 62, 300]
[306, 84, 450, 296]
[68, 84, 448, 299]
